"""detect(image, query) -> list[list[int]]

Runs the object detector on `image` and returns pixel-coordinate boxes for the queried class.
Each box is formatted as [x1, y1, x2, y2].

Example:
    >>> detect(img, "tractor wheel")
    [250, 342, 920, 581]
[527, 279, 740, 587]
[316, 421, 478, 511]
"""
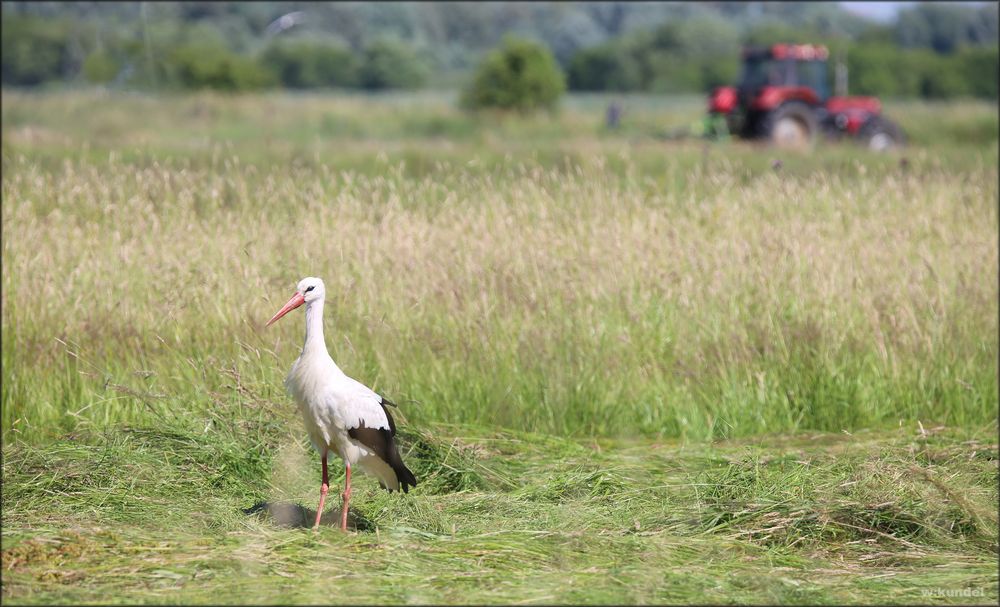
[761, 101, 819, 149]
[858, 116, 905, 152]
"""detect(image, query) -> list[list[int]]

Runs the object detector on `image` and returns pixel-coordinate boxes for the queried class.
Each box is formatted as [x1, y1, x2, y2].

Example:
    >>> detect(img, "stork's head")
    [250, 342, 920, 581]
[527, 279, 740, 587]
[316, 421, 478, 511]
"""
[266, 277, 325, 327]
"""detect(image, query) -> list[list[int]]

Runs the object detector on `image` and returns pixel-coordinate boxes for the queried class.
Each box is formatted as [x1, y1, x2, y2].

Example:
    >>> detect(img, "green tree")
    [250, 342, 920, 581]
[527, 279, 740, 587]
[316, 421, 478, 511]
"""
[461, 36, 566, 113]
[856, 24, 895, 46]
[82, 49, 119, 84]
[574, 18, 739, 94]
[567, 43, 641, 91]
[895, 3, 998, 53]
[165, 42, 275, 91]
[957, 45, 999, 98]
[744, 22, 825, 46]
[847, 44, 908, 97]
[697, 57, 739, 90]
[849, 43, 994, 100]
[1, 15, 70, 85]
[359, 38, 428, 90]
[260, 39, 359, 89]
[915, 50, 970, 99]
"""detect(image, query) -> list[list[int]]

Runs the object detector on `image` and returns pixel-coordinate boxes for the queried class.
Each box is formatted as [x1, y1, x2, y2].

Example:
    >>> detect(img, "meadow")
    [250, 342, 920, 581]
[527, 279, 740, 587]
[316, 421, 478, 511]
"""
[2, 89, 997, 604]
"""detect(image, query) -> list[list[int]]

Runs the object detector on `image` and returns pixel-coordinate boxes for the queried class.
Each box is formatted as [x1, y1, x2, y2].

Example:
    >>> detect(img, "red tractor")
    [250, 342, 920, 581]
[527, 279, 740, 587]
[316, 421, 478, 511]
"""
[708, 44, 905, 150]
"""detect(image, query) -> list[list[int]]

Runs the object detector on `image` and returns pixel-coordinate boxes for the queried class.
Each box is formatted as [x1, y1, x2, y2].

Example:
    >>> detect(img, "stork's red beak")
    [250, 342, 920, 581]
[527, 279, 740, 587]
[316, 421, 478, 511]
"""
[266, 292, 305, 327]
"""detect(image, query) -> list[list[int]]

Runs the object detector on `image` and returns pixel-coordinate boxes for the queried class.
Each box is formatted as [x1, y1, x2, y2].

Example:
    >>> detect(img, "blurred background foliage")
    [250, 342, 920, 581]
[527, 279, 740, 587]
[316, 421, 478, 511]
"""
[1, 1, 996, 102]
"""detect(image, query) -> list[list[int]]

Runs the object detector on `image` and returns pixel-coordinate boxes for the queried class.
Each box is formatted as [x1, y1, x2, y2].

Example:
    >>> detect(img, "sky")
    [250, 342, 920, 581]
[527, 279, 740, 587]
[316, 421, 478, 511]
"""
[838, 1, 915, 23]
[838, 1, 990, 23]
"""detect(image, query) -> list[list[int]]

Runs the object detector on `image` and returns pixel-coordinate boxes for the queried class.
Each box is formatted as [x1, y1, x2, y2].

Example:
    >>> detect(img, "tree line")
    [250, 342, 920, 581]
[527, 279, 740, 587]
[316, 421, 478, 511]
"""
[1, 2, 996, 99]
[1, 14, 429, 91]
[568, 19, 998, 99]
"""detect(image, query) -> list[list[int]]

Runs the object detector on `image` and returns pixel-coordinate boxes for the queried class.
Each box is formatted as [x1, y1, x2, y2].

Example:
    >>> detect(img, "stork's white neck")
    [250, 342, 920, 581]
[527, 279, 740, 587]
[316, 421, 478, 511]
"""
[302, 298, 328, 356]
[298, 296, 344, 375]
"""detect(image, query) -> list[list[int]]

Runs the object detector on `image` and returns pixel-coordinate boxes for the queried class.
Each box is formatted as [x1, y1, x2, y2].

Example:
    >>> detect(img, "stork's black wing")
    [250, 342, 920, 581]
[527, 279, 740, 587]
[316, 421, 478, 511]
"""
[347, 397, 417, 493]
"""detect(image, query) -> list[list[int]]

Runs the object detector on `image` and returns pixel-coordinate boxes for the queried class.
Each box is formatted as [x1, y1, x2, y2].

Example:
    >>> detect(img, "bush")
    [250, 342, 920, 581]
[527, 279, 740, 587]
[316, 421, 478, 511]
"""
[359, 39, 428, 90]
[259, 39, 359, 89]
[165, 43, 275, 91]
[461, 37, 566, 113]
[82, 49, 119, 84]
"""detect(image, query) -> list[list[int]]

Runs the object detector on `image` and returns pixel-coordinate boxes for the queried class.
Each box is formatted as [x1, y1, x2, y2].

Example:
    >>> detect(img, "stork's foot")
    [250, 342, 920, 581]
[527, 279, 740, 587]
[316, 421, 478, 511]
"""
[313, 482, 329, 530]
[340, 488, 352, 531]
[313, 452, 331, 530]
[340, 464, 353, 532]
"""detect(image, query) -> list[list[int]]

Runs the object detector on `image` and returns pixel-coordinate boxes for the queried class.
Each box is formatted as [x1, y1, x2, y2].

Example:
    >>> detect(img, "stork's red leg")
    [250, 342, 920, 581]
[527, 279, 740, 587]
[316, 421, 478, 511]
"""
[340, 463, 352, 531]
[313, 451, 329, 529]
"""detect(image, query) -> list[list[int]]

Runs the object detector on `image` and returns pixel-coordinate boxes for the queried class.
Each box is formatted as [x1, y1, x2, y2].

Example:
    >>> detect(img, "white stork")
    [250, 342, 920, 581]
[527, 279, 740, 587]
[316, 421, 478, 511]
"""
[266, 277, 417, 530]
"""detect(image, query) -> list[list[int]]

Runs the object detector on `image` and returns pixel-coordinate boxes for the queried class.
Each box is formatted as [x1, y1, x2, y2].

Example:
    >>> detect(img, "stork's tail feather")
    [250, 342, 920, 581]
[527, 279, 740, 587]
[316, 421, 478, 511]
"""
[378, 400, 416, 493]
[394, 462, 417, 493]
[386, 439, 418, 493]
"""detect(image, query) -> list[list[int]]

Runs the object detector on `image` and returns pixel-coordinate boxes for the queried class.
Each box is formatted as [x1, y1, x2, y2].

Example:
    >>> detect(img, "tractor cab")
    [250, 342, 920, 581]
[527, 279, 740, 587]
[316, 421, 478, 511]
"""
[739, 44, 830, 104]
[709, 43, 904, 150]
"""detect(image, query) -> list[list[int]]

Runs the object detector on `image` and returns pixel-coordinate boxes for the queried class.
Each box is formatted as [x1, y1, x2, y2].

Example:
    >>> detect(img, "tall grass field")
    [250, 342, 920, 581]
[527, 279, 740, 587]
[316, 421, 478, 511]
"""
[2, 90, 997, 604]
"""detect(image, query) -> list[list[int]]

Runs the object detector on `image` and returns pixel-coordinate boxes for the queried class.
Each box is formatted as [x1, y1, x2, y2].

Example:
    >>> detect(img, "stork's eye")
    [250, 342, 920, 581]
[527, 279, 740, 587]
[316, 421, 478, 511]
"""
[305, 286, 315, 293]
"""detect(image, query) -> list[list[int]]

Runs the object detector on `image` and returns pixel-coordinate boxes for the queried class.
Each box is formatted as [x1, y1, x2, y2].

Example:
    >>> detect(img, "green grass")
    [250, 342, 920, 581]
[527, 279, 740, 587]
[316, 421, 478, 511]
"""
[3, 418, 997, 604]
[1, 89, 998, 604]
